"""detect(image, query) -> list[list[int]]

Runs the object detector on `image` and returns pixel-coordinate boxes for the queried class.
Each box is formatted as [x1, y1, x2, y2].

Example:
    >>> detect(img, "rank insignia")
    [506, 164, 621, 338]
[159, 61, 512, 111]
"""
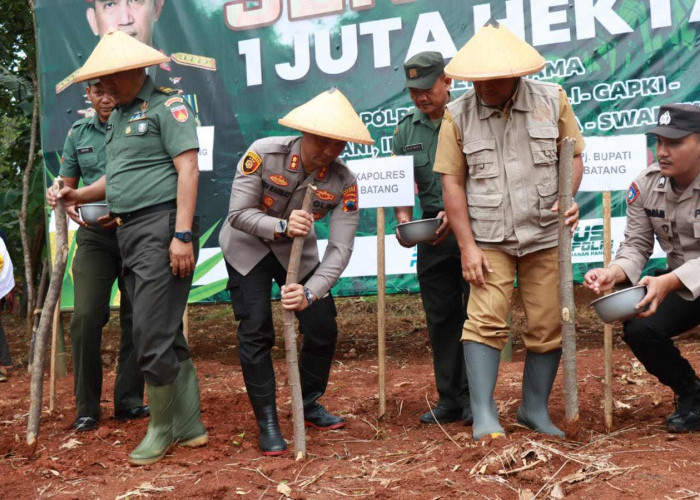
[262, 195, 275, 208]
[171, 52, 217, 71]
[626, 181, 640, 205]
[657, 176, 667, 189]
[316, 190, 335, 201]
[315, 165, 328, 181]
[242, 151, 262, 175]
[170, 104, 189, 123]
[342, 185, 358, 212]
[288, 154, 300, 172]
[164, 96, 184, 107]
[269, 174, 288, 186]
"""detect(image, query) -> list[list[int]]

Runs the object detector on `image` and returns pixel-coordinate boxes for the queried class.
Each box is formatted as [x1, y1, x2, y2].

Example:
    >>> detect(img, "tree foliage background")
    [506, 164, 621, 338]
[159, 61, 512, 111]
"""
[0, 0, 44, 279]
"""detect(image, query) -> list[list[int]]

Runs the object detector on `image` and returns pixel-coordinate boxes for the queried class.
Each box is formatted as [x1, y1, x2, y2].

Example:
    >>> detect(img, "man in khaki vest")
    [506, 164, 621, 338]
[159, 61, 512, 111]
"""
[219, 89, 372, 456]
[434, 20, 585, 440]
[585, 104, 700, 433]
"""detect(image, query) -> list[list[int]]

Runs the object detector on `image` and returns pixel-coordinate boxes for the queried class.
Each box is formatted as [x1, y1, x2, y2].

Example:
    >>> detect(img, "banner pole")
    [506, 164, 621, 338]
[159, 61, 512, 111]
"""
[602, 191, 613, 432]
[377, 207, 386, 418]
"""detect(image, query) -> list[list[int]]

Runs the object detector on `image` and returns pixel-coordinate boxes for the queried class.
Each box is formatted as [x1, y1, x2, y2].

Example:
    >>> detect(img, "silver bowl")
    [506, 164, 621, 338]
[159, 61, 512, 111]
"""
[396, 218, 442, 246]
[590, 285, 648, 323]
[78, 202, 109, 226]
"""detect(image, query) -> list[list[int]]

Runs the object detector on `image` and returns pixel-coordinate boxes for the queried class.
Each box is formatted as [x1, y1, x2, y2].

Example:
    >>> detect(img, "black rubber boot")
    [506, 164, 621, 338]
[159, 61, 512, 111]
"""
[463, 342, 505, 441]
[667, 376, 700, 433]
[516, 349, 565, 437]
[300, 354, 345, 430]
[241, 359, 287, 456]
[420, 403, 461, 424]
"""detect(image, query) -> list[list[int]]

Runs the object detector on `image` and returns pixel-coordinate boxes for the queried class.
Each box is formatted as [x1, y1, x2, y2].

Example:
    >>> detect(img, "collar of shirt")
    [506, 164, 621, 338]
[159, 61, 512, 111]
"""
[89, 112, 107, 133]
[410, 107, 442, 130]
[477, 78, 532, 121]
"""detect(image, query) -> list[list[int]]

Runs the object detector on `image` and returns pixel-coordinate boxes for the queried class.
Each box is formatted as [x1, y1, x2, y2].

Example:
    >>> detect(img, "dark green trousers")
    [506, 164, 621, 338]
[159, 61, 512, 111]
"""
[117, 210, 197, 386]
[71, 226, 144, 417]
[416, 233, 470, 408]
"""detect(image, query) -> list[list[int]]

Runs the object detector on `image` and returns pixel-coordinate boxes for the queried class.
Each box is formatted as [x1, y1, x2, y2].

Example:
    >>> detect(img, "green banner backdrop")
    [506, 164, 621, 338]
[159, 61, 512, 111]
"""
[36, 0, 699, 307]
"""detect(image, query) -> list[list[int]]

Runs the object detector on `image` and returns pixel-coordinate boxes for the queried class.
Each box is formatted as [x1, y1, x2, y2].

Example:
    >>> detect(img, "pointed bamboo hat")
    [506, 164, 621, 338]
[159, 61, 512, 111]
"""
[445, 20, 545, 82]
[72, 28, 169, 84]
[278, 88, 374, 145]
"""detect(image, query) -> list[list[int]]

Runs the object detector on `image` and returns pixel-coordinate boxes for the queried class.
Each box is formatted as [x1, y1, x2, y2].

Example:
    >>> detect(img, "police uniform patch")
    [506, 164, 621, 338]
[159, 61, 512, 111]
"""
[269, 174, 288, 186]
[316, 190, 335, 201]
[262, 195, 274, 208]
[164, 97, 184, 107]
[170, 104, 189, 123]
[242, 151, 262, 175]
[342, 185, 358, 212]
[626, 181, 640, 205]
[288, 154, 300, 172]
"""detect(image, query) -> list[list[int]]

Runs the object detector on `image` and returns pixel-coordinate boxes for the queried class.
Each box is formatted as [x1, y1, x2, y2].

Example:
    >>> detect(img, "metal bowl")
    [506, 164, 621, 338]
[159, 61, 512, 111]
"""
[396, 218, 442, 246]
[590, 285, 648, 323]
[78, 202, 109, 226]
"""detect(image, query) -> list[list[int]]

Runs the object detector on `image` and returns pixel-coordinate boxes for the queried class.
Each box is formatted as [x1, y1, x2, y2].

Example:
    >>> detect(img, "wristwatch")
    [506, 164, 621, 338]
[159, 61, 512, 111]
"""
[303, 287, 315, 307]
[275, 219, 288, 237]
[173, 230, 193, 243]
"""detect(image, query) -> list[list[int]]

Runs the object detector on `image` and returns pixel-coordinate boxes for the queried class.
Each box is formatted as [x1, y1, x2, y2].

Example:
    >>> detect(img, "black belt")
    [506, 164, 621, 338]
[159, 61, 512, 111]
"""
[112, 201, 176, 227]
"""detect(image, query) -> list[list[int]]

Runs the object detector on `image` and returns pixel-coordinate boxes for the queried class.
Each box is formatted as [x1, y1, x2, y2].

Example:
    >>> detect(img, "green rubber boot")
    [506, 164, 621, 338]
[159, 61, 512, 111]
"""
[173, 359, 208, 447]
[463, 341, 505, 441]
[129, 383, 175, 466]
[517, 349, 565, 437]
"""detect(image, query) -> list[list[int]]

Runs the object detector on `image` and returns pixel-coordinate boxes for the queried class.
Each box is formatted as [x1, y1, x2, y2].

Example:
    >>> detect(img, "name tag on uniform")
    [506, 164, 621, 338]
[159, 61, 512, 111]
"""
[76, 147, 94, 155]
[404, 143, 423, 152]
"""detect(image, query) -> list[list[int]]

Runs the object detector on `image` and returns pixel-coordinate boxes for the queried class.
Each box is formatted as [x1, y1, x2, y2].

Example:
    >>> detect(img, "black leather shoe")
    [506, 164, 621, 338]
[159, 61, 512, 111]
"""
[73, 416, 99, 432]
[304, 403, 345, 430]
[461, 404, 474, 426]
[114, 405, 150, 422]
[667, 378, 700, 432]
[420, 404, 461, 424]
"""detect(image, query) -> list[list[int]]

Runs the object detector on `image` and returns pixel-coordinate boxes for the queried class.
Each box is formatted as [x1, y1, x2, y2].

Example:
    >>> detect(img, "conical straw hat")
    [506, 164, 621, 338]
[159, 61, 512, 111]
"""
[278, 88, 374, 145]
[73, 28, 169, 84]
[445, 20, 545, 81]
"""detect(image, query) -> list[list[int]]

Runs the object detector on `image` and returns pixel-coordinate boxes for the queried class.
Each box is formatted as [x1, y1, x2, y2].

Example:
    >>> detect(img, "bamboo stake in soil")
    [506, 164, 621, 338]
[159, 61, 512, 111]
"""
[28, 259, 49, 374]
[377, 207, 386, 418]
[557, 138, 579, 423]
[49, 295, 61, 412]
[27, 178, 69, 451]
[602, 191, 613, 432]
[283, 184, 317, 459]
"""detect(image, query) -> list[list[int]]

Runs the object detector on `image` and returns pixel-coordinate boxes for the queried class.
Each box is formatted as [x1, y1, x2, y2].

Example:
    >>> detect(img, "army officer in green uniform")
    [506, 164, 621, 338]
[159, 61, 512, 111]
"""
[59, 79, 147, 431]
[393, 52, 471, 426]
[50, 29, 207, 466]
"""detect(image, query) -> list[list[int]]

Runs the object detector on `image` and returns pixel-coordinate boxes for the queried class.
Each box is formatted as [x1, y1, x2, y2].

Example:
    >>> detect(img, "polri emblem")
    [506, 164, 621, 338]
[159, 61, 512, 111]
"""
[242, 151, 262, 175]
[170, 104, 189, 123]
[626, 181, 640, 205]
[262, 195, 274, 208]
[659, 111, 671, 125]
[342, 185, 358, 212]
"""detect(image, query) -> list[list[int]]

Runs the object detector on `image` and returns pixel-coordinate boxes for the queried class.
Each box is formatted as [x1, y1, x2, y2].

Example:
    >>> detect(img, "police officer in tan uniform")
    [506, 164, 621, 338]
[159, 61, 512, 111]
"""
[435, 21, 584, 440]
[219, 88, 372, 456]
[585, 103, 700, 433]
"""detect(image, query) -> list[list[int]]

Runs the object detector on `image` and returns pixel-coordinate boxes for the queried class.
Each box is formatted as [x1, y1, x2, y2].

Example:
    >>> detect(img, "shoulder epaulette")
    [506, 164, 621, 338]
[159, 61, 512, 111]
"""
[256, 143, 290, 154]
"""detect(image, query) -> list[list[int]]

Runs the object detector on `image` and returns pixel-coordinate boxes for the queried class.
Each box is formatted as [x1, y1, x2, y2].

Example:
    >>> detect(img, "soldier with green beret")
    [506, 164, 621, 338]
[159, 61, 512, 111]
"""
[49, 29, 207, 466]
[58, 79, 147, 432]
[393, 51, 472, 426]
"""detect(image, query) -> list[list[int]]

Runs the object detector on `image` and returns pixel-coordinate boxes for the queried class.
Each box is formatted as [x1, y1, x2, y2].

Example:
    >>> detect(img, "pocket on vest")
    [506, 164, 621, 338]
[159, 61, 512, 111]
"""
[537, 180, 559, 227]
[468, 193, 504, 242]
[528, 126, 558, 167]
[464, 140, 498, 179]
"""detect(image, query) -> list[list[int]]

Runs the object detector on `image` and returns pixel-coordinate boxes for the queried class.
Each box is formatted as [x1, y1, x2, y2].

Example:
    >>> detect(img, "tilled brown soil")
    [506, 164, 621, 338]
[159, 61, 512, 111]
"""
[1, 288, 699, 499]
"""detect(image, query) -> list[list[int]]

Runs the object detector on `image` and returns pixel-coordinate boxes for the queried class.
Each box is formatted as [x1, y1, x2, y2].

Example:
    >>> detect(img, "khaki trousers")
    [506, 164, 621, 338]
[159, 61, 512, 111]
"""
[462, 247, 561, 353]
